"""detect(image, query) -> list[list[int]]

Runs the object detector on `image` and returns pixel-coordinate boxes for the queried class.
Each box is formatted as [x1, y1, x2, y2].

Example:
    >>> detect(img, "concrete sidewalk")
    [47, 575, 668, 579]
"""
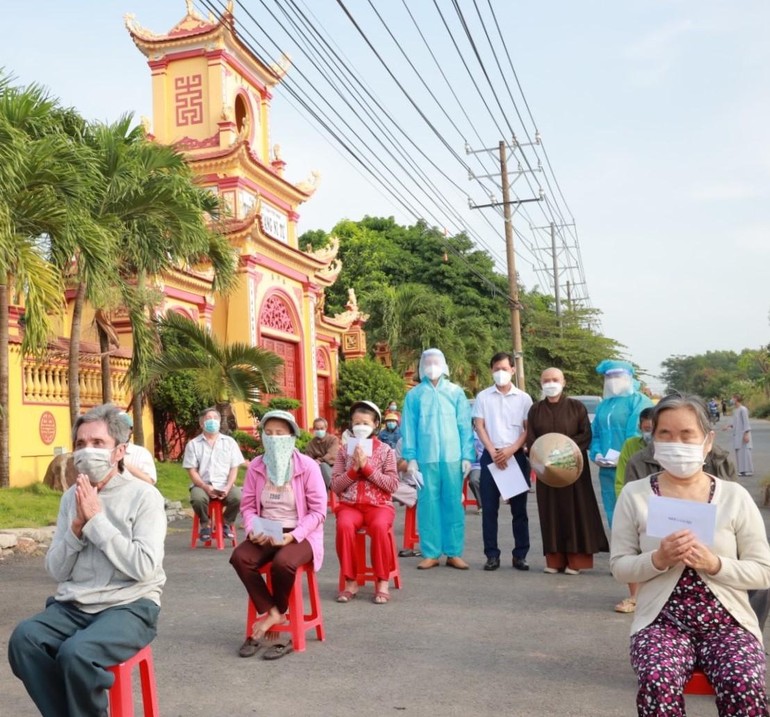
[3, 480, 747, 717]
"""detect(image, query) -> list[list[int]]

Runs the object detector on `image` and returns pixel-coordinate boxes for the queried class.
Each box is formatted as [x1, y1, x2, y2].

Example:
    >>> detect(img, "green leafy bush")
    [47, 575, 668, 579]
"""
[232, 430, 261, 460]
[753, 402, 770, 419]
[333, 358, 406, 428]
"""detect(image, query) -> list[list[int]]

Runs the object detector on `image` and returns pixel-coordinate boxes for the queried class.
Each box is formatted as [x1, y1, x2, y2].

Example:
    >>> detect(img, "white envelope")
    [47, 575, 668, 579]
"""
[487, 460, 529, 501]
[250, 516, 284, 543]
[646, 495, 717, 545]
[346, 437, 373, 457]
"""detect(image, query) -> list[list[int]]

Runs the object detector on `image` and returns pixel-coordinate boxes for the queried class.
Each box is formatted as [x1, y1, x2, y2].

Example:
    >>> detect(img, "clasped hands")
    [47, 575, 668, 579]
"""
[71, 474, 101, 537]
[652, 529, 721, 575]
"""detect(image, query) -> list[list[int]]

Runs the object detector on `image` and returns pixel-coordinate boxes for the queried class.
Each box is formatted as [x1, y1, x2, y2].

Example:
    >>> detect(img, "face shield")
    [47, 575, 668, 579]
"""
[603, 370, 633, 398]
[419, 349, 449, 381]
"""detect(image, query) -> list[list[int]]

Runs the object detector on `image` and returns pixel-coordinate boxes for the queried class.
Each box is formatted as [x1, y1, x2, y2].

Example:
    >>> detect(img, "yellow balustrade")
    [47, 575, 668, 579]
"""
[22, 357, 130, 407]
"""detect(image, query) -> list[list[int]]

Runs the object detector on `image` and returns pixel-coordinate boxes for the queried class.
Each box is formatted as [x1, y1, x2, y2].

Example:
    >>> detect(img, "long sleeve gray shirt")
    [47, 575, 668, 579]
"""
[45, 472, 167, 613]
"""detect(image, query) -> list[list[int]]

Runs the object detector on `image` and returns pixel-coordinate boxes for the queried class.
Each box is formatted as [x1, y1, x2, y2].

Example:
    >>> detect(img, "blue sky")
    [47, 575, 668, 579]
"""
[2, 1, 769, 392]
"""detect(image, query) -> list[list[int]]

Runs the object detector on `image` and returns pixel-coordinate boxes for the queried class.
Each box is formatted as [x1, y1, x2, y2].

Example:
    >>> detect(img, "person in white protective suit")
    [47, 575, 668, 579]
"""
[401, 349, 475, 570]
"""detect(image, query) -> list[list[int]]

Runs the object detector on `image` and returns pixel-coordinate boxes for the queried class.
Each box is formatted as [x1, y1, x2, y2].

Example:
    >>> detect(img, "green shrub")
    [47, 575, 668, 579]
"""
[232, 430, 261, 460]
[753, 402, 770, 419]
[333, 357, 406, 428]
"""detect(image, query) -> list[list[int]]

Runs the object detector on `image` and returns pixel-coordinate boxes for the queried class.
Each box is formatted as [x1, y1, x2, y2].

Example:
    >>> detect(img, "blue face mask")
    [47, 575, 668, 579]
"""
[386, 421, 397, 431]
[314, 429, 326, 438]
[203, 418, 220, 434]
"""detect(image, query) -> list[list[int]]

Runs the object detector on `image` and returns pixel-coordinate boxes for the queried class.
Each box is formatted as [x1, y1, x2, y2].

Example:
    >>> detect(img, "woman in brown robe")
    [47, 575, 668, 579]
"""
[526, 368, 609, 573]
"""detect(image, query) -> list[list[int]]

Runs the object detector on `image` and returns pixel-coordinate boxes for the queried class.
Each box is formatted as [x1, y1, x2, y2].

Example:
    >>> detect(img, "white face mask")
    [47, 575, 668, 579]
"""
[542, 382, 563, 398]
[73, 447, 117, 485]
[653, 438, 707, 479]
[424, 365, 443, 380]
[492, 370, 512, 387]
[352, 424, 374, 439]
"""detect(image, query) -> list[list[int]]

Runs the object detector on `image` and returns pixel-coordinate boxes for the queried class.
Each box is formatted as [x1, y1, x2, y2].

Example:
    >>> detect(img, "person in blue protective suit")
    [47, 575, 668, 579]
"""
[589, 359, 653, 528]
[401, 348, 475, 570]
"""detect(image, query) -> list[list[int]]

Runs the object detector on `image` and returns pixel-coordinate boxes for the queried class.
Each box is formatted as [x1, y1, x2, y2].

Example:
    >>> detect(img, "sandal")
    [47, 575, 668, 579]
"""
[336, 590, 358, 603]
[372, 591, 390, 605]
[614, 597, 637, 613]
[238, 637, 263, 658]
[263, 640, 293, 660]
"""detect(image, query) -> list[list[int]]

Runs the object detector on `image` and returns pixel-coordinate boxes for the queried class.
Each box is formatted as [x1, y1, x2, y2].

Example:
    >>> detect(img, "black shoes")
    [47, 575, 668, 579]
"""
[483, 556, 500, 571]
[512, 557, 530, 571]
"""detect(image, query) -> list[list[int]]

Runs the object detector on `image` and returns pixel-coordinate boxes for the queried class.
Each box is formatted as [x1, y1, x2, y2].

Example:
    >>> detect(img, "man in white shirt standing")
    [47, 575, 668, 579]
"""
[183, 407, 245, 542]
[118, 412, 158, 485]
[473, 352, 533, 572]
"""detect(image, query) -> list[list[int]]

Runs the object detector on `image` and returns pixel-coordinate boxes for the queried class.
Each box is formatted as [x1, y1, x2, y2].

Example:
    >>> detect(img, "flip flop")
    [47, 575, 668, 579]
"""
[336, 590, 358, 603]
[398, 548, 422, 558]
[614, 597, 636, 613]
[372, 591, 390, 605]
[263, 640, 293, 660]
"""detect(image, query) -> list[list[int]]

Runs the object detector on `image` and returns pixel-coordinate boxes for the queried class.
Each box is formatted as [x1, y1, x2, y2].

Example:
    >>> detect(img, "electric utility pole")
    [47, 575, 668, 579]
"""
[467, 138, 542, 390]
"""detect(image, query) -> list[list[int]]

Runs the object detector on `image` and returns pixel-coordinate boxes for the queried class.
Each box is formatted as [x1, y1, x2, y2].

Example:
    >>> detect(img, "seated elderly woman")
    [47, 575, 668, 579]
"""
[331, 400, 399, 604]
[611, 394, 770, 716]
[230, 410, 326, 660]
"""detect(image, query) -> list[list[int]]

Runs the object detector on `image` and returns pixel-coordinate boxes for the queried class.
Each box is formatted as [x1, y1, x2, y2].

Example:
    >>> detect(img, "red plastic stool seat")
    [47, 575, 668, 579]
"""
[191, 499, 237, 550]
[402, 504, 419, 550]
[107, 644, 158, 717]
[245, 562, 325, 653]
[684, 668, 715, 695]
[462, 476, 478, 509]
[338, 527, 402, 592]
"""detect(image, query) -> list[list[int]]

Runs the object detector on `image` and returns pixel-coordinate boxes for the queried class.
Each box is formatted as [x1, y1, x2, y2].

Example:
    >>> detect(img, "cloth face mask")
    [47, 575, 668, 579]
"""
[261, 434, 296, 486]
[73, 447, 116, 484]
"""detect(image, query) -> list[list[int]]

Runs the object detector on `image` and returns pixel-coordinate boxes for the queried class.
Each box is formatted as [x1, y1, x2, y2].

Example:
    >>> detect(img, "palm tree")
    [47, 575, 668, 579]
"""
[145, 311, 282, 433]
[70, 115, 237, 436]
[0, 78, 105, 486]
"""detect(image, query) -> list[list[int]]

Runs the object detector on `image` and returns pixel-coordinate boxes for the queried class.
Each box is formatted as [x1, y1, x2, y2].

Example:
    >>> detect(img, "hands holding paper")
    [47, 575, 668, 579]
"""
[249, 531, 294, 547]
[652, 529, 720, 574]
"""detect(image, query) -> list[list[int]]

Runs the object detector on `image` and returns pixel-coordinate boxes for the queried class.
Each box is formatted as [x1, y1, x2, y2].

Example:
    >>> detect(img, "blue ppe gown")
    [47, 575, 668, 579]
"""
[401, 376, 474, 559]
[589, 391, 653, 527]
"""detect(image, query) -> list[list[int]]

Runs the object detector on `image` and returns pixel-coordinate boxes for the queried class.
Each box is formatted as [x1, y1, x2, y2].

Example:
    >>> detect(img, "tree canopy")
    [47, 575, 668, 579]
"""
[302, 216, 623, 396]
[661, 347, 770, 402]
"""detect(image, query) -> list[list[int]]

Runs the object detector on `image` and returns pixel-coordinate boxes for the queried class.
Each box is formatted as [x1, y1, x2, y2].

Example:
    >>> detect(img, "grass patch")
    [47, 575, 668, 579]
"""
[0, 484, 63, 529]
[0, 461, 248, 529]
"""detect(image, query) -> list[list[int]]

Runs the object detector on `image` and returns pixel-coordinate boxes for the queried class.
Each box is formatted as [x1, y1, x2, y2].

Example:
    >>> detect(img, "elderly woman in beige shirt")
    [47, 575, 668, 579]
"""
[611, 393, 770, 717]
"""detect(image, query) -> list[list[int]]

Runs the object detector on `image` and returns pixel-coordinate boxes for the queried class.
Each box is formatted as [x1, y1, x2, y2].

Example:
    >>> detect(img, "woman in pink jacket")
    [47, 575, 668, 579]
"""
[332, 400, 399, 604]
[231, 410, 326, 659]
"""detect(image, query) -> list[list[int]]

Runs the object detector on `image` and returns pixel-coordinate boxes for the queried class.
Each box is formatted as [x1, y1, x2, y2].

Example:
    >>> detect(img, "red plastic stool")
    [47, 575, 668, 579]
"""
[107, 644, 159, 717]
[191, 499, 237, 550]
[684, 668, 715, 695]
[328, 489, 339, 513]
[402, 504, 419, 550]
[245, 562, 325, 653]
[462, 476, 478, 509]
[338, 527, 402, 592]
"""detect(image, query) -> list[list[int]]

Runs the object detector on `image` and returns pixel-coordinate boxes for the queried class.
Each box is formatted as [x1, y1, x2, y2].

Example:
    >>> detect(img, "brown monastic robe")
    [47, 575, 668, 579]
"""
[526, 394, 609, 558]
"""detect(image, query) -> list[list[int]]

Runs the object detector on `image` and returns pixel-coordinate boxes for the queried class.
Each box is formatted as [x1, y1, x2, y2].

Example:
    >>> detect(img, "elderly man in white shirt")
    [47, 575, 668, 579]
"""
[118, 412, 158, 485]
[183, 407, 245, 542]
[473, 351, 533, 572]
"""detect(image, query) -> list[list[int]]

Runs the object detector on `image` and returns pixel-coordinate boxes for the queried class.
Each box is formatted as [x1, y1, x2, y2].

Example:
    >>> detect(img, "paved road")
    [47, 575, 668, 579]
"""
[1, 420, 768, 717]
